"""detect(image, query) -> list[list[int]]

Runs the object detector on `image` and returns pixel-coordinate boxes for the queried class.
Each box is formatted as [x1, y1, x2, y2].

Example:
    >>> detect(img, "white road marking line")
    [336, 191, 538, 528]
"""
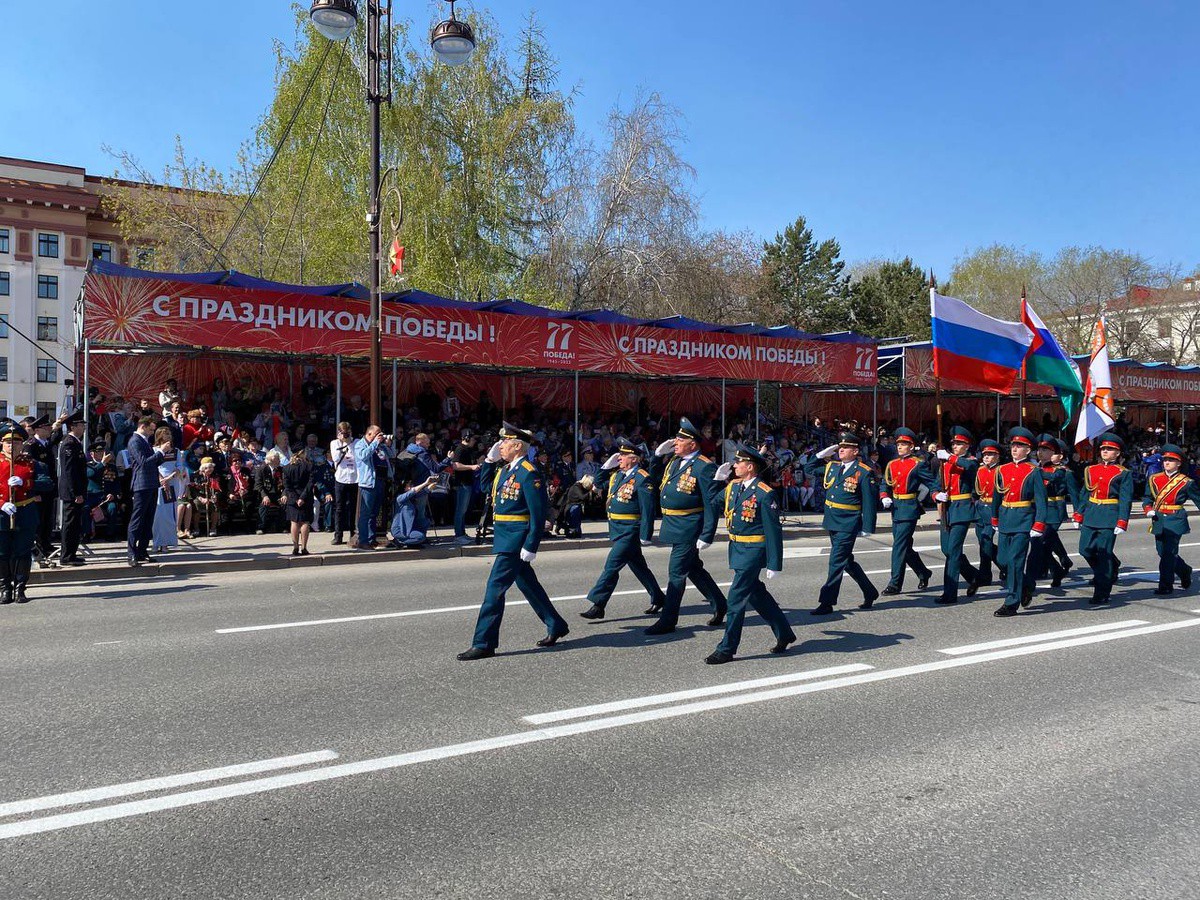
[938, 620, 1151, 656]
[92, 641, 125, 646]
[523, 663, 874, 725]
[863, 565, 945, 577]
[0, 751, 338, 819]
[4, 615, 1198, 841]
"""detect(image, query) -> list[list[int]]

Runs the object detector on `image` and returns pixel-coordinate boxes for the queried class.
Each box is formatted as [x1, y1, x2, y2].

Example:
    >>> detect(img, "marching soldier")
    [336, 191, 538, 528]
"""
[879, 427, 933, 596]
[457, 422, 570, 660]
[990, 427, 1048, 617]
[1143, 443, 1200, 596]
[933, 426, 981, 604]
[972, 438, 1002, 588]
[1, 421, 39, 604]
[804, 432, 879, 614]
[1072, 433, 1134, 605]
[706, 444, 795, 665]
[645, 418, 728, 635]
[580, 437, 666, 619]
[1023, 435, 1078, 601]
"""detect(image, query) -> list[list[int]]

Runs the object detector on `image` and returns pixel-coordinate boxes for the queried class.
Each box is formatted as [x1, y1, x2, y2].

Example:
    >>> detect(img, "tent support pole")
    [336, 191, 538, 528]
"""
[872, 381, 878, 446]
[755, 380, 760, 442]
[720, 379, 726, 461]
[82, 338, 90, 449]
[391, 359, 398, 436]
[574, 371, 579, 462]
[900, 351, 906, 427]
[335, 356, 342, 428]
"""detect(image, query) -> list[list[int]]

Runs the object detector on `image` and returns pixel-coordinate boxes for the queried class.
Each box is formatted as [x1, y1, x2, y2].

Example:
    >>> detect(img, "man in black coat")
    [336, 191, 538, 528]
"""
[22, 413, 67, 558]
[57, 411, 88, 566]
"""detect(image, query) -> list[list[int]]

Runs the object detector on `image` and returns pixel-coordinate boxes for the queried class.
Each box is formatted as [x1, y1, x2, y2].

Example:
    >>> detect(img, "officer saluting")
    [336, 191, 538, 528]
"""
[458, 422, 570, 660]
[705, 444, 795, 665]
[972, 438, 1003, 588]
[645, 418, 728, 635]
[1073, 432, 1134, 605]
[804, 431, 879, 614]
[932, 426, 981, 604]
[580, 437, 666, 620]
[990, 427, 1048, 617]
[1143, 443, 1200, 596]
[879, 427, 933, 596]
[0, 421, 39, 604]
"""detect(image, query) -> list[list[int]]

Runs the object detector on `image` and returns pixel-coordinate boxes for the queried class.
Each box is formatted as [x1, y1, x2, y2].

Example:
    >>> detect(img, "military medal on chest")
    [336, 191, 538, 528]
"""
[842, 472, 860, 493]
[617, 479, 636, 502]
[500, 474, 520, 502]
[740, 493, 758, 522]
[677, 471, 697, 494]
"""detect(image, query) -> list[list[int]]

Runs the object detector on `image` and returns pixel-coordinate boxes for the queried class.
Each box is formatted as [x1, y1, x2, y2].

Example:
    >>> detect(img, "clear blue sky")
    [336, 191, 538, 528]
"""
[3, 1, 1197, 277]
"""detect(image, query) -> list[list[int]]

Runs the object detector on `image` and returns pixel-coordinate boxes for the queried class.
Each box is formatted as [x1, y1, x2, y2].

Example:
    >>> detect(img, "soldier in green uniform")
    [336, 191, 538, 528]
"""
[990, 427, 1048, 617]
[879, 427, 933, 596]
[933, 426, 981, 604]
[705, 444, 795, 665]
[1072, 433, 1134, 605]
[580, 437, 666, 619]
[1143, 443, 1200, 596]
[457, 423, 570, 660]
[1023, 435, 1078, 601]
[645, 418, 728, 635]
[972, 438, 1002, 588]
[804, 432, 879, 614]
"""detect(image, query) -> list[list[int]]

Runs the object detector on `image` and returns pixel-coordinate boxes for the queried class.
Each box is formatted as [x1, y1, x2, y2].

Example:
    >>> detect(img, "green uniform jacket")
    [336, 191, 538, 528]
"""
[481, 458, 547, 555]
[658, 453, 719, 545]
[1040, 464, 1080, 527]
[934, 453, 980, 526]
[805, 457, 878, 534]
[990, 460, 1048, 534]
[880, 454, 935, 523]
[1144, 471, 1200, 537]
[605, 467, 656, 543]
[1073, 463, 1134, 530]
[723, 477, 783, 572]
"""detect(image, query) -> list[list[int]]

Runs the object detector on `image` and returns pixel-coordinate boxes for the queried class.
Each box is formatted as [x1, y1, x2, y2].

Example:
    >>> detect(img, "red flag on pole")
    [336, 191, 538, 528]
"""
[389, 239, 404, 275]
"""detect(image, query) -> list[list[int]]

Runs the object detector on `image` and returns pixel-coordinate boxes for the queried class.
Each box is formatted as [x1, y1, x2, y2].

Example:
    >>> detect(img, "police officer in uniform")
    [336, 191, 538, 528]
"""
[458, 423, 570, 660]
[645, 418, 728, 635]
[0, 421, 39, 604]
[706, 444, 795, 665]
[1023, 435, 1077, 600]
[804, 432, 879, 614]
[972, 438, 1002, 588]
[1143, 443, 1200, 596]
[932, 426, 981, 604]
[990, 427, 1048, 616]
[1072, 433, 1134, 605]
[580, 437, 666, 619]
[879, 427, 933, 595]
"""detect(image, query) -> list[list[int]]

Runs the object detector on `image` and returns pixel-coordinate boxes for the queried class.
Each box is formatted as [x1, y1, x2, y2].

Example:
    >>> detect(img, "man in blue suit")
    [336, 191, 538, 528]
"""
[126, 416, 169, 566]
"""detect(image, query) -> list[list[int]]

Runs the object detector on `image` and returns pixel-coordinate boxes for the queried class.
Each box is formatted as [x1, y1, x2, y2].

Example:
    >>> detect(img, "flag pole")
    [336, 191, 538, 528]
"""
[930, 270, 947, 532]
[1019, 284, 1027, 427]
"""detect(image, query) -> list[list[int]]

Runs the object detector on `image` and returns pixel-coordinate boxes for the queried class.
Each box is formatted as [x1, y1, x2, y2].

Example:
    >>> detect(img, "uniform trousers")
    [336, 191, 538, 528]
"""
[587, 531, 664, 608]
[471, 552, 569, 650]
[998, 531, 1032, 609]
[656, 542, 727, 627]
[887, 519, 931, 589]
[975, 522, 997, 584]
[127, 488, 157, 558]
[716, 568, 795, 656]
[60, 499, 84, 561]
[939, 522, 979, 602]
[1079, 527, 1121, 602]
[1154, 532, 1192, 590]
[34, 491, 56, 555]
[1025, 526, 1066, 588]
[0, 505, 38, 589]
[818, 530, 876, 607]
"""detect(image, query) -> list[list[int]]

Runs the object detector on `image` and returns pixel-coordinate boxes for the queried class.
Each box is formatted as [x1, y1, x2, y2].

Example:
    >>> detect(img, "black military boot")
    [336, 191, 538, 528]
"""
[14, 557, 32, 603]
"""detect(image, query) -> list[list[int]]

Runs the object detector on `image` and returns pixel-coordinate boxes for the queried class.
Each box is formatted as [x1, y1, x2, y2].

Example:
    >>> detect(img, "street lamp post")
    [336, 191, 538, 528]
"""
[308, 0, 475, 427]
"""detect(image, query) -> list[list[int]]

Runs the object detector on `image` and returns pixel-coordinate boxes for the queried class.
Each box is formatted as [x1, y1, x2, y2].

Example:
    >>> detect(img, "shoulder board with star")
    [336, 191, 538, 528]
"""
[520, 460, 535, 472]
[758, 483, 773, 493]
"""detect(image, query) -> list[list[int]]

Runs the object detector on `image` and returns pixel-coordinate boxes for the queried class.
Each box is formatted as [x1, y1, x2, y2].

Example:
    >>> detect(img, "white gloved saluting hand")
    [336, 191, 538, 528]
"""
[816, 444, 838, 460]
[601, 452, 621, 470]
[485, 440, 504, 463]
[714, 462, 732, 480]
[655, 439, 675, 457]
[936, 449, 951, 461]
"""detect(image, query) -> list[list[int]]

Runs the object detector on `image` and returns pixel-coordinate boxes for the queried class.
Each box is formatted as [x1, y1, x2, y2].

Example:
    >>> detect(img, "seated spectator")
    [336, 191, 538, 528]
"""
[182, 409, 214, 449]
[188, 457, 226, 537]
[226, 450, 255, 530]
[576, 449, 599, 481]
[272, 431, 293, 466]
[85, 441, 121, 542]
[255, 450, 287, 534]
[388, 473, 441, 548]
[159, 378, 181, 416]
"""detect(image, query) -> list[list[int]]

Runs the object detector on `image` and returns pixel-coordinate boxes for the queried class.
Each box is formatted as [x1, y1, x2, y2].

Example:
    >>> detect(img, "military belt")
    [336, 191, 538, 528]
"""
[1047, 498, 1065, 503]
[1091, 498, 1118, 504]
[10, 498, 35, 507]
[978, 494, 994, 502]
[494, 514, 530, 522]
[893, 492, 917, 500]
[949, 493, 972, 501]
[607, 513, 640, 521]
[1159, 504, 1183, 512]
[662, 507, 702, 516]
[826, 500, 861, 511]
[729, 534, 766, 543]
[1001, 500, 1033, 508]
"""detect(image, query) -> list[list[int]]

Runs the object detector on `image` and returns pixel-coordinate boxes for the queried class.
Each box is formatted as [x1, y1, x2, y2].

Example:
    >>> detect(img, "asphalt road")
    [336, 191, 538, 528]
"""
[2, 522, 1199, 899]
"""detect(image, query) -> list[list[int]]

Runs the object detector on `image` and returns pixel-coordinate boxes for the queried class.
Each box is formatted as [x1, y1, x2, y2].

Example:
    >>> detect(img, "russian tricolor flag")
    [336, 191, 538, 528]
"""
[930, 289, 1033, 394]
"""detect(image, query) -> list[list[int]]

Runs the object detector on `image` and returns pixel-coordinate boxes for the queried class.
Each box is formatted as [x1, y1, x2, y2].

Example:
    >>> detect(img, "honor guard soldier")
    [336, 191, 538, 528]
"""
[23, 414, 59, 559]
[0, 421, 39, 603]
[580, 437, 666, 619]
[1023, 435, 1078, 599]
[804, 431, 879, 614]
[932, 426, 982, 604]
[1143, 444, 1200, 596]
[973, 438, 1002, 587]
[990, 427, 1048, 617]
[879, 427, 934, 596]
[706, 444, 795, 665]
[458, 422, 570, 660]
[645, 418, 728, 635]
[1072, 432, 1133, 605]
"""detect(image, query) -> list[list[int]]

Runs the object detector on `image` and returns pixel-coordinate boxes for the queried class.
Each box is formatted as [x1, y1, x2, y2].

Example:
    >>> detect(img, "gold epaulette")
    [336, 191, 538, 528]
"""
[520, 460, 535, 472]
[698, 455, 712, 464]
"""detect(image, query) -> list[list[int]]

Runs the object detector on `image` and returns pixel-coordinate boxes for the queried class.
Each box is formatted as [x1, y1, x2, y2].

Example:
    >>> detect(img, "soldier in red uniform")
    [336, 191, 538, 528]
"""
[972, 438, 1002, 589]
[1, 420, 39, 604]
[1143, 444, 1200, 596]
[1072, 433, 1134, 605]
[879, 427, 934, 596]
[990, 427, 1048, 616]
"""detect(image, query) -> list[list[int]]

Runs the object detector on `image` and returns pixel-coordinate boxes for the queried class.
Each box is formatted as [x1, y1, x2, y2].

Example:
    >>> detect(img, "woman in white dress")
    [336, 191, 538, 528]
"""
[152, 428, 188, 551]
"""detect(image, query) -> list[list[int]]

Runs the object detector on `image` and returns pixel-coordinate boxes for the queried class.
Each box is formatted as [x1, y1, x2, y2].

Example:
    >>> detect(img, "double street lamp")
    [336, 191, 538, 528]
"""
[308, 0, 476, 427]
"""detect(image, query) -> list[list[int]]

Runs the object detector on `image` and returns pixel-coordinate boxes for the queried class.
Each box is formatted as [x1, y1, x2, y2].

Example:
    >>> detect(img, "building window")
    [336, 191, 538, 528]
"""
[0, 401, 7, 421]
[0, 272, 9, 296]
[37, 359, 57, 383]
[36, 402, 57, 421]
[37, 316, 58, 341]
[0, 314, 7, 338]
[92, 242, 113, 262]
[0, 228, 9, 253]
[37, 275, 58, 299]
[1157, 318, 1172, 340]
[38, 233, 59, 258]
[0, 357, 6, 381]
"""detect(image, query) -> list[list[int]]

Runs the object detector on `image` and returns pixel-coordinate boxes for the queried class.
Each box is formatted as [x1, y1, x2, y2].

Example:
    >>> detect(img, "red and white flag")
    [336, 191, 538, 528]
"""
[1073, 316, 1116, 446]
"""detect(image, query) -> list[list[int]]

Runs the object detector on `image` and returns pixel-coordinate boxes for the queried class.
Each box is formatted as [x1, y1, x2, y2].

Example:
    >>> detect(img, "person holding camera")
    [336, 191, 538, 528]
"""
[388, 473, 440, 548]
[352, 425, 389, 549]
[450, 430, 481, 544]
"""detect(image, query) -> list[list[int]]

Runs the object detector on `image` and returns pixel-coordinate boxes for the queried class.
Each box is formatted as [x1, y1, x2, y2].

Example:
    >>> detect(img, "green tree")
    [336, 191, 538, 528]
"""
[847, 257, 930, 340]
[942, 243, 1045, 321]
[757, 216, 849, 333]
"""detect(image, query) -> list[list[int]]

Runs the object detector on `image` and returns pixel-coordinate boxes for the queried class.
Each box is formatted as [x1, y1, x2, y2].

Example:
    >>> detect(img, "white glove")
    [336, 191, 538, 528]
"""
[1029, 529, 1043, 538]
[601, 453, 621, 470]
[696, 539, 711, 551]
[640, 539, 652, 546]
[816, 444, 838, 460]
[485, 440, 503, 463]
[714, 462, 732, 480]
[519, 548, 536, 563]
[1146, 510, 1157, 519]
[860, 531, 870, 537]
[1, 502, 15, 516]
[765, 569, 780, 580]
[934, 492, 948, 503]
[881, 496, 893, 509]
[936, 449, 951, 461]
[1070, 520, 1080, 529]
[1114, 526, 1125, 535]
[7, 476, 22, 487]
[654, 439, 675, 457]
